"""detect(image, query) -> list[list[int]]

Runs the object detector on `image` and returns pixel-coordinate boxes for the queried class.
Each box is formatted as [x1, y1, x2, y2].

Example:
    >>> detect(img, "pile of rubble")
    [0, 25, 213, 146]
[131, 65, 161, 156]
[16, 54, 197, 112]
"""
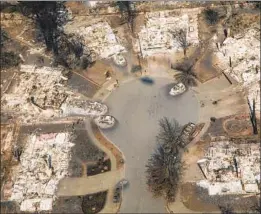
[61, 99, 108, 117]
[1, 64, 111, 124]
[134, 9, 199, 57]
[1, 65, 70, 123]
[214, 29, 260, 111]
[65, 20, 126, 60]
[197, 140, 260, 195]
[10, 133, 74, 212]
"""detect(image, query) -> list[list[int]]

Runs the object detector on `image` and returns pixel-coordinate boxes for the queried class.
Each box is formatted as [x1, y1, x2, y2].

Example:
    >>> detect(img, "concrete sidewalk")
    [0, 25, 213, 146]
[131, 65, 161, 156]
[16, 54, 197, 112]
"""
[56, 119, 125, 213]
[57, 170, 122, 196]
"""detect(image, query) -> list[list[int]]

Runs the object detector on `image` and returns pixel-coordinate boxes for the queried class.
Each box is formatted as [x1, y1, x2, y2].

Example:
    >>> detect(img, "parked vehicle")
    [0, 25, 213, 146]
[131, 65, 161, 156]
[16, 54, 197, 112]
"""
[113, 187, 121, 203]
[179, 122, 196, 147]
[169, 82, 186, 96]
[116, 179, 129, 188]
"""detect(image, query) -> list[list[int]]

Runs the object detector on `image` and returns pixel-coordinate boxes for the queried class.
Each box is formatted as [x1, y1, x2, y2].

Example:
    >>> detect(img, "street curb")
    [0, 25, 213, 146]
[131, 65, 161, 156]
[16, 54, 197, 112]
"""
[91, 121, 125, 170]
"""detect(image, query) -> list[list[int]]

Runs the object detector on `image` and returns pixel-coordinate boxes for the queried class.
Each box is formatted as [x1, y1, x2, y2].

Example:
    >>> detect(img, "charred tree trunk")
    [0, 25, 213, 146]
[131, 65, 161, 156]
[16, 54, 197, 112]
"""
[248, 98, 258, 135]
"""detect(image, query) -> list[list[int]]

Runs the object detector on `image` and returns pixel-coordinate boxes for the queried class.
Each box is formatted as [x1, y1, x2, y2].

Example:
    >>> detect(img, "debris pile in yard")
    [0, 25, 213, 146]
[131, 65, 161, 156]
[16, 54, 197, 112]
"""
[134, 8, 200, 57]
[1, 65, 70, 123]
[214, 29, 260, 111]
[10, 132, 74, 212]
[61, 99, 108, 117]
[94, 115, 116, 129]
[197, 140, 260, 195]
[65, 20, 126, 60]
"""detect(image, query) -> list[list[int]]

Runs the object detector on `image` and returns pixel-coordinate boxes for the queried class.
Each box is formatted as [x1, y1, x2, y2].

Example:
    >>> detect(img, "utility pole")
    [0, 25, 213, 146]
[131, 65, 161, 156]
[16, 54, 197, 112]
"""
[135, 32, 142, 67]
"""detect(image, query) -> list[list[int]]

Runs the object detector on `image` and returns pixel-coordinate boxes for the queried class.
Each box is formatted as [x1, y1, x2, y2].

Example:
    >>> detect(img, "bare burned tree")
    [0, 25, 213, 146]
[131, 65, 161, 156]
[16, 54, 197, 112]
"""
[0, 30, 21, 69]
[170, 29, 190, 56]
[146, 118, 184, 202]
[54, 33, 85, 68]
[116, 1, 136, 32]
[18, 2, 92, 69]
[157, 117, 182, 151]
[18, 2, 68, 55]
[247, 98, 258, 135]
[204, 8, 219, 25]
[146, 143, 183, 202]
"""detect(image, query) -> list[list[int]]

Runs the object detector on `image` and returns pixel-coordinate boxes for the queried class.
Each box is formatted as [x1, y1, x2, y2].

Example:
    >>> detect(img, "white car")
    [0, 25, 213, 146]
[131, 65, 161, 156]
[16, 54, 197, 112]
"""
[169, 82, 186, 96]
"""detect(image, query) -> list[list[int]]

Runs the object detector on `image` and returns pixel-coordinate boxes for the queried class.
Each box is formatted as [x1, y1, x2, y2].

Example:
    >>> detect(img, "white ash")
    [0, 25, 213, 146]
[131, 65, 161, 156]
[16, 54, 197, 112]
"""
[10, 133, 74, 212]
[65, 20, 126, 60]
[134, 9, 200, 57]
[61, 100, 108, 117]
[1, 65, 69, 123]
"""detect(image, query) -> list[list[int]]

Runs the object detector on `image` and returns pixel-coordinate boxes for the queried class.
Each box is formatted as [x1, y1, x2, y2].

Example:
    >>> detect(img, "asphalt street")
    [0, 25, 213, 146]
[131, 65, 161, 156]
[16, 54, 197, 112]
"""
[102, 77, 199, 213]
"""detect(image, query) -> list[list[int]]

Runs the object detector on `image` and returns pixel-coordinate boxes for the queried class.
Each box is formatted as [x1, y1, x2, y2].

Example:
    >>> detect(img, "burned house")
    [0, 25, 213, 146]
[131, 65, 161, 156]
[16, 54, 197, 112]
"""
[1, 65, 70, 123]
[197, 140, 260, 195]
[9, 132, 74, 212]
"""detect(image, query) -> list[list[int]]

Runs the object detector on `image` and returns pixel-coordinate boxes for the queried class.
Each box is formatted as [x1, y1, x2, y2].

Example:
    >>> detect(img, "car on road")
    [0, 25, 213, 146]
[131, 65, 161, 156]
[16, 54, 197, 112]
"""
[113, 179, 129, 203]
[169, 82, 186, 96]
[116, 179, 129, 188]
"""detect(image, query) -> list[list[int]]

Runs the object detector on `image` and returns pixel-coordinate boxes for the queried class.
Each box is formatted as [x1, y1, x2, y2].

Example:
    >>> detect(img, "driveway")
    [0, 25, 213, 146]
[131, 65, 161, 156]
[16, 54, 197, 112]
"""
[101, 77, 199, 213]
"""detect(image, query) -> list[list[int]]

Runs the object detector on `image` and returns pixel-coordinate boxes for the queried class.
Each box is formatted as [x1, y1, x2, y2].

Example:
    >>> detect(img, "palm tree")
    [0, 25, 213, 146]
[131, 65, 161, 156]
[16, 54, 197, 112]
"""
[173, 63, 198, 87]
